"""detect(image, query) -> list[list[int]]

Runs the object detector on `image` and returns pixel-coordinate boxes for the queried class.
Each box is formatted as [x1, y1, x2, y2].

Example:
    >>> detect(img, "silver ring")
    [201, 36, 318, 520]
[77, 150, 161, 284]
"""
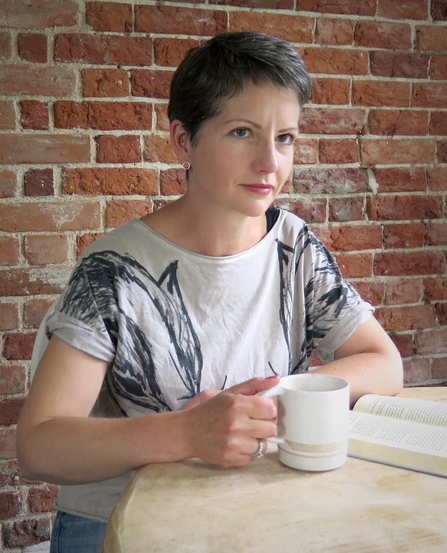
[250, 439, 265, 459]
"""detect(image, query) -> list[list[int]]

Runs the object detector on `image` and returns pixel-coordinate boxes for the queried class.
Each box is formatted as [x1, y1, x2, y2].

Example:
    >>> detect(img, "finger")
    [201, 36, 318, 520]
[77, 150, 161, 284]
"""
[226, 375, 280, 396]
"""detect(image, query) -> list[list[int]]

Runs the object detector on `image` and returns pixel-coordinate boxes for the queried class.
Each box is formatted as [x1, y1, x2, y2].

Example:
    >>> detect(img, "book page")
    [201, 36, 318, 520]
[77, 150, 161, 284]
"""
[349, 411, 447, 455]
[353, 394, 447, 428]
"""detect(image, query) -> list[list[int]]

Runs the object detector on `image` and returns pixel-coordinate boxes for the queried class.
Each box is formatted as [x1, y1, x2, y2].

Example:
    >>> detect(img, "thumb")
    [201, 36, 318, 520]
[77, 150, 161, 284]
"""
[227, 375, 280, 396]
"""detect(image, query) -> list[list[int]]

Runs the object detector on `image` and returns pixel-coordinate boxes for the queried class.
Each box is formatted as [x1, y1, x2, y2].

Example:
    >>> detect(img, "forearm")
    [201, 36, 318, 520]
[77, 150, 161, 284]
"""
[17, 410, 194, 485]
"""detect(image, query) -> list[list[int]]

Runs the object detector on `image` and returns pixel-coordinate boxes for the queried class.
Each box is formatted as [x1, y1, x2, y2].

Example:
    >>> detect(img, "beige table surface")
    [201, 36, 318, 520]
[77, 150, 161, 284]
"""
[102, 387, 447, 553]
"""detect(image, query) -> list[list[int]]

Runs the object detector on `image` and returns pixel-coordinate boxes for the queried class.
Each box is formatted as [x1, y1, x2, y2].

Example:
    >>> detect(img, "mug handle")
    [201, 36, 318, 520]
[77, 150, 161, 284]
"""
[259, 386, 285, 444]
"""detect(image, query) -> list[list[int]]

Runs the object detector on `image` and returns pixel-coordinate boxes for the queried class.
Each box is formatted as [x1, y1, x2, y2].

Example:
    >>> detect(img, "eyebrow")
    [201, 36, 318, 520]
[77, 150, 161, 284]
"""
[224, 118, 299, 133]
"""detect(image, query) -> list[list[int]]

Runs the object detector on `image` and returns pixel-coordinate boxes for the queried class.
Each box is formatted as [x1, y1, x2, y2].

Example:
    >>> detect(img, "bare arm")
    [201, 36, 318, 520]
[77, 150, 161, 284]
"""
[17, 335, 278, 485]
[311, 315, 403, 406]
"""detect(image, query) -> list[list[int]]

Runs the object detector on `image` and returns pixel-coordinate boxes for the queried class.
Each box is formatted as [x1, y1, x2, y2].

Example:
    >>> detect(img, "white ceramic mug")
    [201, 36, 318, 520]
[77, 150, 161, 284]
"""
[260, 373, 350, 471]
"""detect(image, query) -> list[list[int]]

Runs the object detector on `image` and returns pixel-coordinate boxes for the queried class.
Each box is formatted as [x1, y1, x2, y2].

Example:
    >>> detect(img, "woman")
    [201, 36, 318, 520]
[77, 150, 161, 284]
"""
[17, 31, 403, 552]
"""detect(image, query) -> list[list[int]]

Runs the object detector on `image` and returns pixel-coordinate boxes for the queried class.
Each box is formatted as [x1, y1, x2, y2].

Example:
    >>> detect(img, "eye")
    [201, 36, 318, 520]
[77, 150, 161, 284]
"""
[232, 127, 250, 138]
[277, 133, 296, 145]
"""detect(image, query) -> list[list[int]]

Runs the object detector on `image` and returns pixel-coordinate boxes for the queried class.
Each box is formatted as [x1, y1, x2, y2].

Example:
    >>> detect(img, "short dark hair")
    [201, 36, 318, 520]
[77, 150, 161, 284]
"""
[168, 31, 312, 145]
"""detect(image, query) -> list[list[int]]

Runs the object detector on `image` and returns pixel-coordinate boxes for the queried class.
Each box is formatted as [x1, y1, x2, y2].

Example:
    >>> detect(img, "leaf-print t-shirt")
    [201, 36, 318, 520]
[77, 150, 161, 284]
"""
[47, 208, 373, 521]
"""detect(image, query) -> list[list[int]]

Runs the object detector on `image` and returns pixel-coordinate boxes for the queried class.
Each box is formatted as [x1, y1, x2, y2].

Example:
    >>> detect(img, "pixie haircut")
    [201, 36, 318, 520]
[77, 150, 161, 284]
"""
[168, 31, 312, 145]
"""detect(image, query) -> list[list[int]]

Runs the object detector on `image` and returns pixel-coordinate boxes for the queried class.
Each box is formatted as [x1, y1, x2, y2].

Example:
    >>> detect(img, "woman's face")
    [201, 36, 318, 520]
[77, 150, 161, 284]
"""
[182, 81, 300, 219]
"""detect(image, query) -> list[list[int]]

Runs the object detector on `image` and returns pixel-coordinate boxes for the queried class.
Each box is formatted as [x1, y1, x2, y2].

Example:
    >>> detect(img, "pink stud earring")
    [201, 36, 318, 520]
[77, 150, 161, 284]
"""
[182, 162, 191, 170]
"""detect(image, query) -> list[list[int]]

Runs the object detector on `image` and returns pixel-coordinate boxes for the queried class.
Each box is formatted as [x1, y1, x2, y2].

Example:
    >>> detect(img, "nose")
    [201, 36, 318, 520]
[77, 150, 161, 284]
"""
[252, 139, 279, 174]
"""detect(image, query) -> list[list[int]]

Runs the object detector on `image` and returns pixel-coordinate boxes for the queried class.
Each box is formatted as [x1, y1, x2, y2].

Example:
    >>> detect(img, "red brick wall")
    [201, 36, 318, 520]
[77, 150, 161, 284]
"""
[0, 0, 446, 549]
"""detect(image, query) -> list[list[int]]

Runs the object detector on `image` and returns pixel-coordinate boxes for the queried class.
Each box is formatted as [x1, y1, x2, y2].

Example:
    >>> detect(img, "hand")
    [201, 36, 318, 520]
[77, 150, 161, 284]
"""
[184, 376, 280, 468]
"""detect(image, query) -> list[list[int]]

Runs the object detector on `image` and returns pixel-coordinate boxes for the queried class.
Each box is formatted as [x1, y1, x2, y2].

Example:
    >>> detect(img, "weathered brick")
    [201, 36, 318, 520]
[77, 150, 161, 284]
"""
[212, 0, 292, 8]
[24, 234, 70, 265]
[370, 52, 429, 79]
[0, 397, 26, 425]
[0, 491, 23, 520]
[2, 517, 51, 548]
[383, 222, 425, 249]
[131, 69, 173, 99]
[311, 78, 350, 105]
[154, 38, 200, 67]
[0, 302, 19, 330]
[315, 17, 355, 45]
[0, 364, 26, 395]
[376, 305, 436, 332]
[0, 0, 78, 29]
[377, 0, 428, 20]
[0, 100, 15, 130]
[0, 170, 17, 198]
[160, 169, 187, 196]
[368, 195, 442, 221]
[144, 134, 176, 163]
[432, 0, 447, 21]
[293, 139, 318, 164]
[374, 251, 446, 277]
[63, 168, 158, 196]
[314, 224, 382, 252]
[319, 138, 358, 163]
[360, 138, 435, 165]
[416, 25, 447, 51]
[0, 134, 90, 164]
[155, 103, 170, 132]
[413, 83, 447, 108]
[0, 202, 100, 232]
[403, 358, 432, 385]
[435, 303, 447, 325]
[82, 68, 129, 98]
[355, 21, 411, 49]
[384, 278, 423, 306]
[3, 332, 36, 361]
[300, 107, 365, 134]
[24, 298, 55, 329]
[368, 109, 429, 136]
[0, 267, 71, 296]
[294, 167, 369, 194]
[86, 1, 132, 32]
[353, 81, 410, 107]
[18, 33, 47, 63]
[54, 100, 152, 130]
[374, 167, 426, 193]
[295, 0, 376, 15]
[0, 65, 75, 96]
[55, 34, 152, 66]
[433, 357, 447, 380]
[96, 135, 141, 163]
[106, 200, 151, 228]
[135, 5, 227, 36]
[24, 168, 54, 197]
[426, 222, 447, 246]
[430, 55, 447, 80]
[352, 280, 385, 306]
[329, 197, 364, 222]
[153, 198, 175, 212]
[334, 252, 373, 278]
[390, 333, 413, 358]
[0, 31, 12, 60]
[425, 277, 447, 301]
[0, 236, 20, 266]
[0, 427, 17, 459]
[77, 233, 105, 257]
[231, 13, 314, 43]
[438, 140, 447, 163]
[273, 197, 327, 224]
[300, 47, 368, 75]
[29, 485, 58, 513]
[415, 329, 447, 355]
[21, 100, 49, 130]
[430, 112, 447, 135]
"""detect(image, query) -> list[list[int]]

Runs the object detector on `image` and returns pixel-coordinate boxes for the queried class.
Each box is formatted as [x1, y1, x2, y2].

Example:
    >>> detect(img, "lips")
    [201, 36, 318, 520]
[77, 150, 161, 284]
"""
[241, 184, 273, 195]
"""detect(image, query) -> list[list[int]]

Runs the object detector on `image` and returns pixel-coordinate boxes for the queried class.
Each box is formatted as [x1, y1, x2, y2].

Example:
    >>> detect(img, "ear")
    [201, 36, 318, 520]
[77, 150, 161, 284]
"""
[170, 120, 191, 165]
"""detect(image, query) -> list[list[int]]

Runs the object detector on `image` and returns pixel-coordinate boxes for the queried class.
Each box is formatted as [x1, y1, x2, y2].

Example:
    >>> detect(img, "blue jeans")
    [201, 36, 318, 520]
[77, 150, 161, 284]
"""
[50, 511, 107, 553]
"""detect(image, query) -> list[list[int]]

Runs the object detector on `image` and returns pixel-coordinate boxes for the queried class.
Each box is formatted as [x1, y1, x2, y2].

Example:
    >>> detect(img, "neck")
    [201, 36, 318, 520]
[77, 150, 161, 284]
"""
[142, 197, 268, 257]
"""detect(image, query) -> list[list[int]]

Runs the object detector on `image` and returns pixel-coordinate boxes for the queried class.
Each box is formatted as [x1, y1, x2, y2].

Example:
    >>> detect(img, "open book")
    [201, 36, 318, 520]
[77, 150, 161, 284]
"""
[348, 394, 447, 477]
